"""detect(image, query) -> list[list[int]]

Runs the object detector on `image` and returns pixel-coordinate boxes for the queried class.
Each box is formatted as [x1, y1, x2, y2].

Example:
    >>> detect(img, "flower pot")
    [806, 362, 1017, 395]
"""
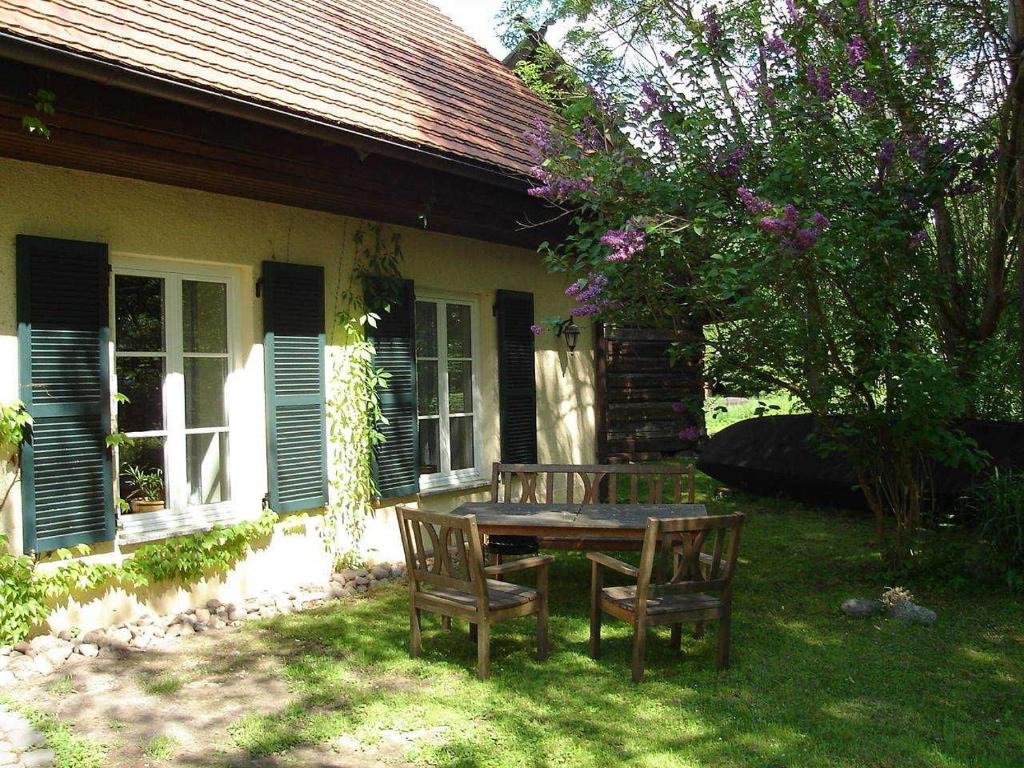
[129, 499, 165, 514]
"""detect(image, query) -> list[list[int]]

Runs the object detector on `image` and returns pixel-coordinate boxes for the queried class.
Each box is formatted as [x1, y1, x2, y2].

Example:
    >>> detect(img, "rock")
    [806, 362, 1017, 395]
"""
[0, 750, 16, 766]
[56, 629, 78, 642]
[7, 723, 45, 750]
[108, 628, 133, 646]
[9, 656, 37, 680]
[354, 575, 370, 586]
[13, 641, 33, 656]
[841, 598, 883, 618]
[131, 634, 153, 650]
[21, 749, 56, 768]
[0, 644, 11, 656]
[355, 584, 368, 594]
[227, 607, 247, 622]
[206, 599, 223, 611]
[257, 593, 274, 607]
[370, 564, 390, 580]
[29, 635, 60, 654]
[209, 617, 225, 630]
[76, 643, 99, 658]
[193, 623, 208, 634]
[81, 629, 107, 646]
[889, 601, 938, 626]
[43, 644, 72, 666]
[0, 671, 14, 687]
[178, 623, 195, 637]
[194, 608, 211, 624]
[338, 568, 362, 582]
[31, 655, 54, 676]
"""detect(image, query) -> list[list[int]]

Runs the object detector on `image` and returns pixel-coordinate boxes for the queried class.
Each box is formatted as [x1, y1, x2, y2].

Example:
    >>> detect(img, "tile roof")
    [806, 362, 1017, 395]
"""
[0, 0, 549, 176]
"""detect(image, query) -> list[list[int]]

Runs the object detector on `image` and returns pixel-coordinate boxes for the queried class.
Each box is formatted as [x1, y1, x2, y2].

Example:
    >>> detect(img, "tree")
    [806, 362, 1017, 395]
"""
[505, 0, 1024, 557]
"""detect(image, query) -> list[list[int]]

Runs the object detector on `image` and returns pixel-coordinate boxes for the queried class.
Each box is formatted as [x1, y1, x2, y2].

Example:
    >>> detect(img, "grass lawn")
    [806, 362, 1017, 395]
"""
[10, 482, 1023, 767]
[705, 393, 803, 433]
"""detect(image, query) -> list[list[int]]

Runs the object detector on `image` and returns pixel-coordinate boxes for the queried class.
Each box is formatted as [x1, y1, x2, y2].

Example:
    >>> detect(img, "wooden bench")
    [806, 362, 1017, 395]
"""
[489, 462, 697, 551]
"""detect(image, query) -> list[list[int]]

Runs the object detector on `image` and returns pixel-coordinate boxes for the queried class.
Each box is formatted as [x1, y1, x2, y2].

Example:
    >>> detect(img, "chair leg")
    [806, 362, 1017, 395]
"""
[716, 612, 731, 670]
[537, 569, 549, 661]
[589, 560, 602, 659]
[409, 607, 422, 658]
[694, 621, 705, 640]
[670, 623, 682, 651]
[493, 552, 504, 582]
[631, 622, 648, 683]
[469, 622, 478, 642]
[477, 621, 491, 680]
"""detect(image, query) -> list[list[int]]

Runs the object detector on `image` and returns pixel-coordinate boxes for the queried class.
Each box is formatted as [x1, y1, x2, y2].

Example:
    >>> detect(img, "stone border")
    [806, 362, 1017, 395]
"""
[0, 562, 406, 685]
[0, 704, 54, 768]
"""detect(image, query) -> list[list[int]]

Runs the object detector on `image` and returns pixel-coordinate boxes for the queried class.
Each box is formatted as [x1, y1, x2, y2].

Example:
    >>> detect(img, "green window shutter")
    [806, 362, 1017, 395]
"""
[364, 277, 419, 499]
[17, 235, 114, 554]
[496, 290, 538, 463]
[262, 261, 328, 513]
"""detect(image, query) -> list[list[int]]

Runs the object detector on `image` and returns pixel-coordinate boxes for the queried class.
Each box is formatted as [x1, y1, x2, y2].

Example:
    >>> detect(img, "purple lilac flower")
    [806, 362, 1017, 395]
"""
[661, 50, 679, 67]
[806, 66, 833, 101]
[523, 117, 556, 164]
[737, 187, 772, 213]
[783, 204, 799, 224]
[672, 402, 686, 414]
[908, 135, 928, 162]
[716, 144, 749, 178]
[877, 139, 895, 169]
[857, 0, 870, 18]
[703, 7, 723, 49]
[786, 0, 803, 23]
[908, 230, 928, 249]
[906, 44, 921, 67]
[847, 35, 868, 67]
[530, 324, 544, 336]
[527, 166, 593, 201]
[765, 32, 795, 58]
[792, 228, 820, 250]
[570, 304, 600, 317]
[810, 211, 830, 230]
[600, 227, 646, 263]
[679, 426, 701, 442]
[841, 82, 876, 107]
[759, 217, 790, 235]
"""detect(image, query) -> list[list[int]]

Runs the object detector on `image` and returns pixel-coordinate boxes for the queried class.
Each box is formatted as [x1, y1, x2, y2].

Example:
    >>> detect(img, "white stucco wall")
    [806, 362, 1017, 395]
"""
[0, 158, 596, 632]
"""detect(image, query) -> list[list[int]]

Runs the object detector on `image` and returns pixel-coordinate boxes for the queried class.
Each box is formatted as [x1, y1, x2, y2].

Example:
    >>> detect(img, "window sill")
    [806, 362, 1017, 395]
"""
[417, 478, 491, 498]
[117, 505, 261, 546]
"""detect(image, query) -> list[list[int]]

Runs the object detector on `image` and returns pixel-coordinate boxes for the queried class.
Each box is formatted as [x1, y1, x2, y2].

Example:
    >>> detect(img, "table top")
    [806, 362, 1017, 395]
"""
[452, 502, 708, 535]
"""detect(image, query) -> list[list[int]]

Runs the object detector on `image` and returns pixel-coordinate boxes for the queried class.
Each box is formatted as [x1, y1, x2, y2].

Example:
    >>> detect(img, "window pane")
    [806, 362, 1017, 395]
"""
[419, 418, 440, 475]
[115, 275, 164, 352]
[187, 432, 230, 505]
[182, 280, 227, 353]
[416, 360, 439, 416]
[415, 301, 437, 357]
[184, 357, 228, 428]
[116, 357, 164, 433]
[447, 304, 472, 358]
[448, 360, 473, 414]
[119, 437, 166, 513]
[450, 416, 474, 471]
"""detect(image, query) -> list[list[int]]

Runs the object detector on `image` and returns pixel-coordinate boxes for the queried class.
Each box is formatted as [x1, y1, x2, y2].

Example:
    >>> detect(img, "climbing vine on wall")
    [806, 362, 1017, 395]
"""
[0, 510, 278, 646]
[323, 223, 404, 566]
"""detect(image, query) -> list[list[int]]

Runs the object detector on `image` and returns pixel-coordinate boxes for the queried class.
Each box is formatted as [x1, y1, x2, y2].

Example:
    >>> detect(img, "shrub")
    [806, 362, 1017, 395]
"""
[966, 469, 1024, 591]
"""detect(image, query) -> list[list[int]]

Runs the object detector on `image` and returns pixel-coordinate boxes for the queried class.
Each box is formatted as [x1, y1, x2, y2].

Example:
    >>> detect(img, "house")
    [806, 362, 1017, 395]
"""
[0, 0, 596, 630]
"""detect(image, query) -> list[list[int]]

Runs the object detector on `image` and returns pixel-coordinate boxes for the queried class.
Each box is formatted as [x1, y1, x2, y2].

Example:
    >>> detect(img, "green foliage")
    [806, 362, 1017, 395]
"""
[966, 468, 1024, 590]
[0, 510, 278, 646]
[704, 393, 803, 434]
[0, 400, 31, 451]
[21, 88, 55, 139]
[324, 223, 403, 564]
[120, 464, 164, 502]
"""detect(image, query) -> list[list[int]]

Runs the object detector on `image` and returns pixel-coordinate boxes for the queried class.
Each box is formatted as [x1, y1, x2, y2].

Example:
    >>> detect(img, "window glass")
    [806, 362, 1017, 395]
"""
[116, 357, 165, 432]
[450, 416, 474, 471]
[446, 304, 472, 358]
[417, 360, 439, 416]
[184, 358, 228, 429]
[187, 432, 230, 505]
[448, 360, 473, 414]
[419, 419, 440, 476]
[115, 275, 164, 352]
[415, 301, 437, 358]
[118, 436, 166, 512]
[182, 280, 227, 353]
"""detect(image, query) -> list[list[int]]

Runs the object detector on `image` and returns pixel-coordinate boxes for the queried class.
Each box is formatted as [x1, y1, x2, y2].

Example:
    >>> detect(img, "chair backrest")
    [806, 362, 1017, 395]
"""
[395, 506, 487, 603]
[634, 514, 745, 611]
[490, 462, 696, 505]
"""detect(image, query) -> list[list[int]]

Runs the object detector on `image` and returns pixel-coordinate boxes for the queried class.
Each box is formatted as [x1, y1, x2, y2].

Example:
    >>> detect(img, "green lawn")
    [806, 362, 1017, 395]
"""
[705, 393, 803, 433]
[226, 485, 1023, 768]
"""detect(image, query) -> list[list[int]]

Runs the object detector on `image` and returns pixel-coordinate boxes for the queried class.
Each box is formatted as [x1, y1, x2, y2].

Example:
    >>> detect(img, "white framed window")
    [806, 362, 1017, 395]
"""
[110, 257, 241, 539]
[415, 292, 482, 490]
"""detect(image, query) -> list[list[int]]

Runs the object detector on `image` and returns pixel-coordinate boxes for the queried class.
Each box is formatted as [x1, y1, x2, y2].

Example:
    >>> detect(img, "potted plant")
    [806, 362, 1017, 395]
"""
[122, 464, 165, 513]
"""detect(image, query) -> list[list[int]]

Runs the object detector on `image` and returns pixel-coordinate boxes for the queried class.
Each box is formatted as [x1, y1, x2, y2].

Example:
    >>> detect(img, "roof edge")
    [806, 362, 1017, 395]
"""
[0, 31, 532, 192]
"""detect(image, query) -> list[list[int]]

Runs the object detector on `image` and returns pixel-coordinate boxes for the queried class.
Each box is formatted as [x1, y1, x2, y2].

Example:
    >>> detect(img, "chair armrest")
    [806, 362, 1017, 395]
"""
[484, 555, 555, 576]
[586, 552, 638, 578]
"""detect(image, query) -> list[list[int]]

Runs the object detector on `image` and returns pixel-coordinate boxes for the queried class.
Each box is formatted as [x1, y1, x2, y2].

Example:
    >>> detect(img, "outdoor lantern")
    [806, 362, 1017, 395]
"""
[557, 317, 582, 353]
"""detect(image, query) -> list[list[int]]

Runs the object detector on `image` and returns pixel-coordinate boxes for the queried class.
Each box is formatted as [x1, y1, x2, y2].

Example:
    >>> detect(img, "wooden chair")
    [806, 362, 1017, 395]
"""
[491, 462, 698, 551]
[395, 505, 553, 680]
[588, 513, 745, 682]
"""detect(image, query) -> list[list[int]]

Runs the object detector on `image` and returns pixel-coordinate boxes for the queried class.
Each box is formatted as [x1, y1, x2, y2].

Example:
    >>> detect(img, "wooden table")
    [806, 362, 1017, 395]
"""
[452, 502, 708, 546]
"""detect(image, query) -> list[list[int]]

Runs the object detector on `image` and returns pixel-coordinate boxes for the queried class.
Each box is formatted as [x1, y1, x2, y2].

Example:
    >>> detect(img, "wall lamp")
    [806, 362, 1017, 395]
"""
[556, 317, 581, 353]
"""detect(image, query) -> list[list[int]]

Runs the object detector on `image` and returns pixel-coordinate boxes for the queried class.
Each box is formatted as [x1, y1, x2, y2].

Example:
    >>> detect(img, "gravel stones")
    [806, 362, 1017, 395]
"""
[0, 703, 54, 768]
[841, 598, 883, 618]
